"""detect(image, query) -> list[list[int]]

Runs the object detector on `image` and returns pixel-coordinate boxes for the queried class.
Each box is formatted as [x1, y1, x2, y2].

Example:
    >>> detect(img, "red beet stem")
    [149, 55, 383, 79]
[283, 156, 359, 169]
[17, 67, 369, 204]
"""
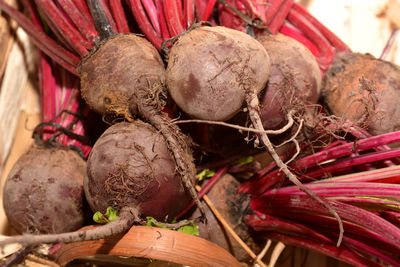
[270, 211, 398, 250]
[109, 0, 130, 33]
[264, 181, 400, 199]
[56, 0, 98, 45]
[39, 55, 56, 126]
[245, 131, 400, 195]
[251, 195, 400, 249]
[279, 23, 319, 57]
[164, 0, 185, 36]
[302, 148, 400, 179]
[128, 0, 163, 50]
[34, 0, 89, 57]
[320, 165, 400, 184]
[287, 7, 335, 71]
[142, 0, 161, 36]
[264, 0, 283, 24]
[246, 214, 332, 243]
[267, 233, 383, 267]
[195, 0, 208, 21]
[267, 0, 294, 34]
[202, 0, 217, 21]
[341, 236, 400, 267]
[156, 0, 171, 40]
[292, 3, 349, 51]
[183, 0, 195, 28]
[71, 0, 94, 24]
[0, 1, 79, 75]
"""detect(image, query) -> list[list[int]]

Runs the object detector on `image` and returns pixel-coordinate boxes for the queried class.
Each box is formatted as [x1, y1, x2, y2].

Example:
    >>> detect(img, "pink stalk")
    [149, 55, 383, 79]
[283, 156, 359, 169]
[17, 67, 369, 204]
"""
[0, 1, 79, 75]
[217, 0, 247, 32]
[156, 0, 171, 40]
[71, 0, 94, 24]
[264, 0, 283, 24]
[183, 0, 195, 28]
[292, 3, 349, 51]
[202, 0, 217, 21]
[128, 0, 163, 50]
[34, 0, 89, 57]
[321, 165, 400, 183]
[176, 0, 183, 26]
[56, 0, 98, 45]
[264, 181, 400, 199]
[237, 0, 261, 18]
[40, 58, 92, 157]
[195, 0, 208, 21]
[279, 23, 320, 56]
[269, 211, 398, 251]
[287, 7, 335, 71]
[243, 131, 400, 195]
[330, 196, 400, 209]
[381, 211, 400, 228]
[246, 214, 333, 243]
[141, 0, 162, 36]
[266, 233, 384, 267]
[176, 166, 229, 219]
[301, 148, 400, 179]
[39, 55, 56, 141]
[341, 236, 400, 267]
[267, 0, 293, 34]
[164, 0, 185, 36]
[109, 0, 130, 33]
[251, 195, 400, 249]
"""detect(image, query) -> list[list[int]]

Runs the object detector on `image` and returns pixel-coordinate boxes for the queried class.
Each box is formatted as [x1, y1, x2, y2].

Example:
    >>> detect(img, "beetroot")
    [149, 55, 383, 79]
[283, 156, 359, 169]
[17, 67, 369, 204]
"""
[2, 146, 87, 234]
[78, 5, 204, 216]
[79, 34, 165, 119]
[166, 26, 344, 246]
[323, 52, 400, 136]
[166, 26, 270, 121]
[0, 120, 195, 247]
[258, 33, 321, 130]
[85, 120, 192, 220]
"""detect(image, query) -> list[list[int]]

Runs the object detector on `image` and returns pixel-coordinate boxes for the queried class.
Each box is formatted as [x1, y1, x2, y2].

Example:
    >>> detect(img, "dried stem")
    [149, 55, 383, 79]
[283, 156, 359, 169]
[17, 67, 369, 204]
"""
[246, 92, 343, 247]
[174, 109, 296, 135]
[0, 207, 140, 248]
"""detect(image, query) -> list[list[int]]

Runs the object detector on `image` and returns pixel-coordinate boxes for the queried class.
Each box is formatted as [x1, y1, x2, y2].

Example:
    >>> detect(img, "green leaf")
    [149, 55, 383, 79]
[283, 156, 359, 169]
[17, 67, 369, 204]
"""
[145, 217, 199, 236]
[233, 156, 254, 165]
[105, 206, 119, 222]
[93, 207, 119, 224]
[177, 224, 199, 236]
[145, 217, 169, 229]
[197, 168, 216, 181]
[93, 211, 109, 224]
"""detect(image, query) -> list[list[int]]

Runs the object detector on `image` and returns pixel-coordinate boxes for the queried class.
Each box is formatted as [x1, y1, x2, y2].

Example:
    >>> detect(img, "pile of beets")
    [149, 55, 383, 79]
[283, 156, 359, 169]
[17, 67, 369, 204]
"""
[1, 0, 400, 266]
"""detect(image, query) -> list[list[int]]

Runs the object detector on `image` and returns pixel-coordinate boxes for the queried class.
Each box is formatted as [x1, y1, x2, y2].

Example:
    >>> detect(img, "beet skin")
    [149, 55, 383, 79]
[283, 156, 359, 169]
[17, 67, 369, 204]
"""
[3, 146, 87, 234]
[258, 33, 321, 130]
[166, 26, 270, 121]
[79, 34, 165, 119]
[85, 121, 192, 220]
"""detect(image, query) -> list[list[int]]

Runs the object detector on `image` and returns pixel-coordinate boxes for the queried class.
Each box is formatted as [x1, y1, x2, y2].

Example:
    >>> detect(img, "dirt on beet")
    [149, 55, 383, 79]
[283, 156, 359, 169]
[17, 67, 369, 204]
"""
[85, 121, 193, 220]
[79, 34, 165, 120]
[257, 33, 322, 130]
[3, 146, 88, 234]
[166, 26, 270, 121]
[322, 52, 400, 136]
